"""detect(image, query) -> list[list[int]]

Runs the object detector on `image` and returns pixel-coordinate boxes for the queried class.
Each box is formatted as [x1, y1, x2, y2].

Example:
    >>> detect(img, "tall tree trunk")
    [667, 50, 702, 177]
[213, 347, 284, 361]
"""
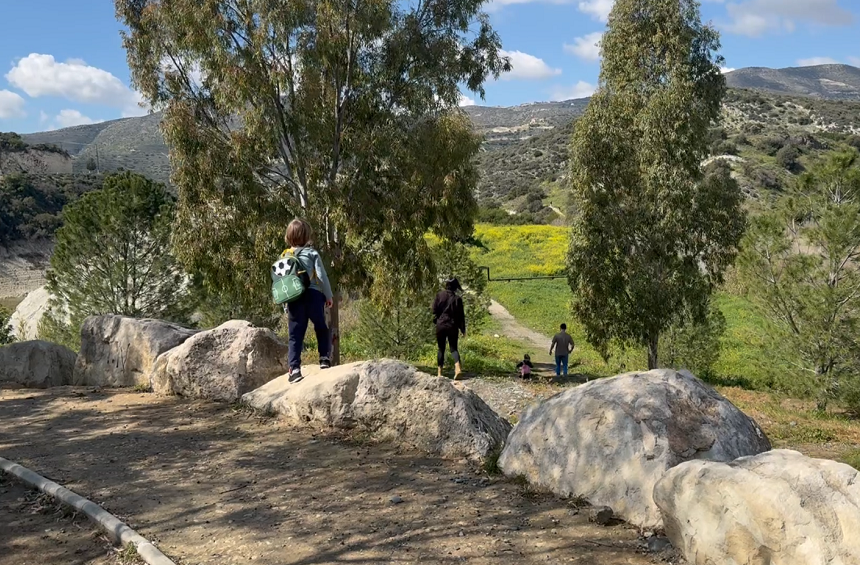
[330, 291, 340, 365]
[647, 332, 659, 370]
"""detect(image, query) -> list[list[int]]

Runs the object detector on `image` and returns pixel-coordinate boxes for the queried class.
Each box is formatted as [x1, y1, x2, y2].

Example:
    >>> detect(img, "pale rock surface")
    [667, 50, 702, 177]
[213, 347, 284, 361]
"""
[9, 285, 51, 340]
[0, 340, 75, 388]
[655, 449, 860, 565]
[150, 320, 288, 401]
[74, 315, 197, 387]
[242, 359, 512, 461]
[498, 369, 771, 529]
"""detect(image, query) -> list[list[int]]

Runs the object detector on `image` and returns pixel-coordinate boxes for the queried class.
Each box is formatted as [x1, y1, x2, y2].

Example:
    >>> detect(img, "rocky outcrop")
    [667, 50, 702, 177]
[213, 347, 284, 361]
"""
[498, 369, 771, 529]
[655, 450, 860, 565]
[74, 315, 197, 388]
[150, 320, 288, 401]
[9, 286, 52, 340]
[0, 340, 75, 388]
[242, 360, 512, 461]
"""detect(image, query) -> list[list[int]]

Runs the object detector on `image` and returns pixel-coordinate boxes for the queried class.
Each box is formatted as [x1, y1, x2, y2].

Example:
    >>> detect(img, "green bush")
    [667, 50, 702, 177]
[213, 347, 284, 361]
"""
[0, 306, 14, 345]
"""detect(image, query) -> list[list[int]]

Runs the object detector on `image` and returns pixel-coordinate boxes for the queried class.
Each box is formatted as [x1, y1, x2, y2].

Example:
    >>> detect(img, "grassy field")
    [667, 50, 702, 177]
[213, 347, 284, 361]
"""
[470, 224, 806, 391]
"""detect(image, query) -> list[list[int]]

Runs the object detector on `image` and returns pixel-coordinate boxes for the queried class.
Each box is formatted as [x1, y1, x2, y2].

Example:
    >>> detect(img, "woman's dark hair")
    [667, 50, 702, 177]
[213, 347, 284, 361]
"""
[524, 353, 531, 361]
[445, 278, 462, 292]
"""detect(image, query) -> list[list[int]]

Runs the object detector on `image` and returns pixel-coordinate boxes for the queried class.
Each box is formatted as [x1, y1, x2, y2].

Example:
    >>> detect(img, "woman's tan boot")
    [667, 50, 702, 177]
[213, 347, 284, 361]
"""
[437, 367, 443, 378]
[454, 362, 462, 380]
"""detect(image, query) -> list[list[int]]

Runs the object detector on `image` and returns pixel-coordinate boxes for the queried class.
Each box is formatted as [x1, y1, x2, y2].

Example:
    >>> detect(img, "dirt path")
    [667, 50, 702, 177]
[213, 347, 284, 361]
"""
[0, 473, 119, 565]
[0, 387, 666, 565]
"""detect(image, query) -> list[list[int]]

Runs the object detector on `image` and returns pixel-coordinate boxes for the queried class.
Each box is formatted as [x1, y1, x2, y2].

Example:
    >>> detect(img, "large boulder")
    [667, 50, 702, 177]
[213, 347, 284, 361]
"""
[498, 369, 771, 529]
[655, 450, 860, 565]
[74, 315, 197, 388]
[0, 340, 76, 388]
[242, 359, 512, 461]
[150, 320, 288, 401]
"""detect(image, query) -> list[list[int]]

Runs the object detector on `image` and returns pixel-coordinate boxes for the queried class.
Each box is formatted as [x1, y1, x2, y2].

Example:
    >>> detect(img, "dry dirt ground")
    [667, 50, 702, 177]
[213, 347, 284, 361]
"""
[0, 385, 676, 565]
[0, 472, 127, 565]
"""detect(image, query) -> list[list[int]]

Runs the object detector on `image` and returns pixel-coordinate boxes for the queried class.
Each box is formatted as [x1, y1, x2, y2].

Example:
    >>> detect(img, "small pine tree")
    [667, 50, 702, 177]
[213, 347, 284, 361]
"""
[41, 172, 194, 350]
[85, 157, 97, 172]
[739, 151, 860, 410]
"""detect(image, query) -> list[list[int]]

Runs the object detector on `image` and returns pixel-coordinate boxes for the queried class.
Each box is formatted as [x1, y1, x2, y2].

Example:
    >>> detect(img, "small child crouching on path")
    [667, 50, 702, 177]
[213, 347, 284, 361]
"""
[282, 219, 334, 383]
[516, 354, 533, 379]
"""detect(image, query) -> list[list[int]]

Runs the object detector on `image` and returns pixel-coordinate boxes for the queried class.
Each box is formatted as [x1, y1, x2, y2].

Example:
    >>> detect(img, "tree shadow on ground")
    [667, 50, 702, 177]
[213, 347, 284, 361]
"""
[0, 387, 655, 565]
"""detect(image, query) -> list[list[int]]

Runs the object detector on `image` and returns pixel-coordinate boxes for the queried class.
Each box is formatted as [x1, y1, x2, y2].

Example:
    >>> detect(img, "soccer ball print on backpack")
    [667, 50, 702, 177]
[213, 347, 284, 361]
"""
[271, 253, 311, 305]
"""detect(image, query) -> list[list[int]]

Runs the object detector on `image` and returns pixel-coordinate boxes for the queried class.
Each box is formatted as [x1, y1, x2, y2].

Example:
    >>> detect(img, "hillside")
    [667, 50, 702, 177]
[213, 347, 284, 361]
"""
[725, 64, 860, 100]
[4, 64, 859, 221]
[21, 113, 170, 183]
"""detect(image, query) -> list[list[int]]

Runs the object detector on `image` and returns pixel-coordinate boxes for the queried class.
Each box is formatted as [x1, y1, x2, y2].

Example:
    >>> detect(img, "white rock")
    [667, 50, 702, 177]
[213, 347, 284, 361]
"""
[0, 340, 76, 388]
[9, 286, 51, 340]
[74, 315, 197, 387]
[150, 320, 288, 401]
[497, 369, 771, 529]
[655, 450, 860, 565]
[242, 359, 512, 461]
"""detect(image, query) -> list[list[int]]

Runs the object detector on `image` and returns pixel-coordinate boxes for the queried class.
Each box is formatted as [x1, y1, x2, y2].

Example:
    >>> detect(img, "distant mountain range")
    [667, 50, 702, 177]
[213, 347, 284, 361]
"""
[15, 64, 860, 188]
[725, 64, 860, 100]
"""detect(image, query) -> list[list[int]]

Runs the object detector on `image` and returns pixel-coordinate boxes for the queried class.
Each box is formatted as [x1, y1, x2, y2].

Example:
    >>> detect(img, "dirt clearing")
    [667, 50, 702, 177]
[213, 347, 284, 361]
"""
[0, 386, 670, 565]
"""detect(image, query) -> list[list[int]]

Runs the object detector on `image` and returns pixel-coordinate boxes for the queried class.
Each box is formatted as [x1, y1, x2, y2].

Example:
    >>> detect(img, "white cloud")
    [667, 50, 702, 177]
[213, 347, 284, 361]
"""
[0, 90, 26, 119]
[797, 57, 840, 67]
[39, 110, 49, 124]
[578, 0, 614, 21]
[722, 0, 853, 37]
[500, 50, 562, 81]
[848, 57, 860, 67]
[54, 109, 101, 129]
[564, 32, 603, 62]
[459, 94, 476, 107]
[550, 81, 596, 101]
[6, 54, 145, 115]
[720, 66, 736, 73]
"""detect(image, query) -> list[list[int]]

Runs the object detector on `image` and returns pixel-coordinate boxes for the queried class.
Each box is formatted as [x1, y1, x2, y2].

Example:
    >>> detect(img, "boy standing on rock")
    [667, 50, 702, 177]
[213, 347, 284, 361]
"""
[549, 323, 574, 377]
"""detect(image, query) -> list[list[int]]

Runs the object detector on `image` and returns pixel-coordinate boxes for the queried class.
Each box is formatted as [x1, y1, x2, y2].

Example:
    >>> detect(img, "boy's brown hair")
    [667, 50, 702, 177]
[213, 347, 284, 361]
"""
[286, 218, 313, 248]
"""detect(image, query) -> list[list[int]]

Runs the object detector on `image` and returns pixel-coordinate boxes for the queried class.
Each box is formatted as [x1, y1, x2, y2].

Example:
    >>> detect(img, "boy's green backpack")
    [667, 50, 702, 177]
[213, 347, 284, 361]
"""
[271, 252, 311, 305]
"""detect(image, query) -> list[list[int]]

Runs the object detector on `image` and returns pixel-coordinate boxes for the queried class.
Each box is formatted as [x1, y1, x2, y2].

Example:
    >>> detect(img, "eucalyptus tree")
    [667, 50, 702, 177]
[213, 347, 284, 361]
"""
[117, 0, 509, 362]
[567, 0, 745, 369]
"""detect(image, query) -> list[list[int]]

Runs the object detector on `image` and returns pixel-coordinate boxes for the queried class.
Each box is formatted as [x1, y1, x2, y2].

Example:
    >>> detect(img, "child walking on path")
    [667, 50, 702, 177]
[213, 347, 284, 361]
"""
[282, 219, 334, 383]
[549, 323, 575, 378]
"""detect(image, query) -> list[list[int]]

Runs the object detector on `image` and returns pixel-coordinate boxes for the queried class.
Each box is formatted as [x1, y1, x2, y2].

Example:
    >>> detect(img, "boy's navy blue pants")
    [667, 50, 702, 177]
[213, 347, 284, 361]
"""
[286, 289, 330, 369]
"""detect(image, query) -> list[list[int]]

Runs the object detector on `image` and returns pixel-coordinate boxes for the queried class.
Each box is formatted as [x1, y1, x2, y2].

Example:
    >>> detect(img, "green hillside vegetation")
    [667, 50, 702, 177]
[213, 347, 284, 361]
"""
[475, 88, 860, 224]
[0, 173, 105, 244]
[471, 224, 808, 395]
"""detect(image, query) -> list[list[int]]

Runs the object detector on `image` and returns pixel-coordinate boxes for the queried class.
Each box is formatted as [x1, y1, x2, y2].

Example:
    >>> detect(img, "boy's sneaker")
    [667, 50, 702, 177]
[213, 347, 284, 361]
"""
[288, 367, 303, 383]
[319, 357, 331, 369]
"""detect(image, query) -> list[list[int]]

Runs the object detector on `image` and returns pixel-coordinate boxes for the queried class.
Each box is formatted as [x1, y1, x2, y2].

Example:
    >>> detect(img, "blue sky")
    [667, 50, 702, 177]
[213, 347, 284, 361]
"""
[1, 0, 858, 133]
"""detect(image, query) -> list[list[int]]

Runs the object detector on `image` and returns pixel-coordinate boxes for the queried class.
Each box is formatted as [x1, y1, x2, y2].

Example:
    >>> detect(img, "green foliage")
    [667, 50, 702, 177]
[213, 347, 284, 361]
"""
[567, 0, 745, 369]
[659, 301, 727, 379]
[356, 240, 491, 357]
[85, 157, 97, 172]
[118, 0, 509, 323]
[41, 172, 193, 350]
[356, 297, 434, 360]
[0, 174, 103, 244]
[776, 144, 802, 172]
[739, 151, 860, 410]
[0, 306, 14, 345]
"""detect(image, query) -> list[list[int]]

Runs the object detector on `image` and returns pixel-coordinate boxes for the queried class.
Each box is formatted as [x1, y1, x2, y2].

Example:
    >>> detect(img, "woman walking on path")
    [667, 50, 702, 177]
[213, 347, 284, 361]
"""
[432, 278, 466, 380]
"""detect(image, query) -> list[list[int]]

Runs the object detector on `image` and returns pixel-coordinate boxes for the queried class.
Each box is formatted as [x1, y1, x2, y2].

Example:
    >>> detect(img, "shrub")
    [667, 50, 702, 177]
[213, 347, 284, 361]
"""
[0, 306, 14, 345]
[776, 145, 802, 173]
